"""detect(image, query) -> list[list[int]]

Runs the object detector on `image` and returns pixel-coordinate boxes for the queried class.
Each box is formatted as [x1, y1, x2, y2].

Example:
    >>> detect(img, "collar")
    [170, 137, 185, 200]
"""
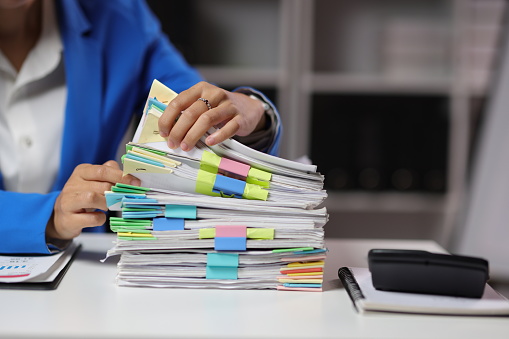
[2, 0, 64, 88]
[55, 0, 92, 37]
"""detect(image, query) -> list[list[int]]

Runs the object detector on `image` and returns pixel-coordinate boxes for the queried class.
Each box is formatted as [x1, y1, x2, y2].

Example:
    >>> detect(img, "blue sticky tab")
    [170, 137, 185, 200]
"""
[214, 237, 247, 251]
[153, 218, 185, 231]
[206, 253, 239, 279]
[148, 97, 168, 112]
[123, 204, 162, 210]
[212, 175, 246, 199]
[207, 253, 239, 267]
[126, 153, 164, 167]
[283, 283, 322, 288]
[122, 197, 158, 204]
[206, 266, 238, 279]
[164, 205, 197, 219]
[122, 212, 160, 219]
[105, 193, 126, 208]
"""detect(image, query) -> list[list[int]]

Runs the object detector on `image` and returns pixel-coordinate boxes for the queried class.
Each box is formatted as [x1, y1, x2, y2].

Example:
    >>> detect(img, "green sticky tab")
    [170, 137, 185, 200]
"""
[207, 253, 239, 267]
[150, 103, 164, 113]
[195, 170, 220, 197]
[247, 228, 274, 240]
[112, 228, 152, 234]
[164, 205, 197, 219]
[199, 228, 216, 239]
[115, 183, 150, 192]
[109, 217, 152, 226]
[110, 226, 147, 232]
[246, 167, 271, 188]
[200, 151, 221, 174]
[242, 183, 268, 201]
[273, 247, 314, 253]
[134, 145, 167, 156]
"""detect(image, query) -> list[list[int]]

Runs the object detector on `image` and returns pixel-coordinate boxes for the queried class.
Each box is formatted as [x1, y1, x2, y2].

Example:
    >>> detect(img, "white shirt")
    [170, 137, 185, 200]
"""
[0, 0, 66, 194]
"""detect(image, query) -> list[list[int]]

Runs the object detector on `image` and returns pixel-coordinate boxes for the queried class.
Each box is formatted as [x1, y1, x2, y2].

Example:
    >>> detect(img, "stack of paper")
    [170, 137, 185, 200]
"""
[104, 80, 328, 291]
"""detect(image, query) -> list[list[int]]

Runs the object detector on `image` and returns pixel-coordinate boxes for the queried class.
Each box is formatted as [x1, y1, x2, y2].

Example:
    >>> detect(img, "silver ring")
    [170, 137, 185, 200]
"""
[198, 97, 212, 110]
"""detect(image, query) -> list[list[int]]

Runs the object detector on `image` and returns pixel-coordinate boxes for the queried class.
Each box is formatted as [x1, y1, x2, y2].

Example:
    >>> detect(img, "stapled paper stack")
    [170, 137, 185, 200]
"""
[104, 80, 328, 291]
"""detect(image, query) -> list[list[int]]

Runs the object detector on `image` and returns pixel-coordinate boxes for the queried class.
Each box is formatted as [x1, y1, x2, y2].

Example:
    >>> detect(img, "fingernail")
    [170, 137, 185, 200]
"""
[130, 178, 141, 186]
[167, 140, 175, 149]
[206, 136, 215, 146]
[181, 142, 188, 151]
[160, 129, 168, 138]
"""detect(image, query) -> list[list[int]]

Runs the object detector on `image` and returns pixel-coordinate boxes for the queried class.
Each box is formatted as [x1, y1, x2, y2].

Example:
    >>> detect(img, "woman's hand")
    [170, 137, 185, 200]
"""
[158, 81, 266, 151]
[46, 160, 140, 240]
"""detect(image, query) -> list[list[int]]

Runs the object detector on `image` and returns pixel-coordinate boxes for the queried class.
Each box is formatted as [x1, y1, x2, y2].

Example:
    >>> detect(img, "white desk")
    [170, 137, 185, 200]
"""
[2, 234, 509, 339]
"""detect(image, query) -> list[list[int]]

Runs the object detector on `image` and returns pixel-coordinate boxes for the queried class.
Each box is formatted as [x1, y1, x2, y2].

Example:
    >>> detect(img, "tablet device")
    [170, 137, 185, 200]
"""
[368, 249, 489, 298]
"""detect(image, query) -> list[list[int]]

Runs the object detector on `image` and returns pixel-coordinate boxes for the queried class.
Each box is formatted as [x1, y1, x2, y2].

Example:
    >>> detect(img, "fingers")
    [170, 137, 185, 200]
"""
[49, 161, 140, 240]
[158, 82, 229, 150]
[77, 163, 125, 184]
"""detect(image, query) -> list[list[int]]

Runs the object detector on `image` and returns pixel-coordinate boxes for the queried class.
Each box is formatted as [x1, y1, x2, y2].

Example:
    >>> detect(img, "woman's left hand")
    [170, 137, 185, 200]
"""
[157, 81, 266, 151]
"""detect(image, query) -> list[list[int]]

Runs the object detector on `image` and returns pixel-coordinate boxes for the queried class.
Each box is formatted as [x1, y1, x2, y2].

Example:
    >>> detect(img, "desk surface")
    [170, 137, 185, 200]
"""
[2, 234, 508, 339]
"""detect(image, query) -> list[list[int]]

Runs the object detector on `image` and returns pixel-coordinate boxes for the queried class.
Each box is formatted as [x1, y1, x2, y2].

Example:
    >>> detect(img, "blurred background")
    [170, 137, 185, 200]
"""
[145, 0, 506, 250]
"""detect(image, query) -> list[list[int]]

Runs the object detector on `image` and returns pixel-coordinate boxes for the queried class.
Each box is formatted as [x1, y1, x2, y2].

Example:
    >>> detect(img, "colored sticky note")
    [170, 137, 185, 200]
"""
[218, 157, 250, 179]
[206, 266, 238, 280]
[213, 175, 246, 198]
[283, 283, 322, 288]
[105, 193, 128, 208]
[207, 253, 239, 267]
[199, 228, 216, 239]
[153, 217, 184, 231]
[247, 228, 274, 239]
[215, 225, 247, 238]
[247, 167, 272, 188]
[214, 237, 246, 251]
[164, 205, 197, 219]
[195, 170, 220, 197]
[114, 183, 151, 192]
[200, 151, 221, 174]
[206, 253, 239, 280]
[242, 183, 268, 201]
[138, 110, 166, 143]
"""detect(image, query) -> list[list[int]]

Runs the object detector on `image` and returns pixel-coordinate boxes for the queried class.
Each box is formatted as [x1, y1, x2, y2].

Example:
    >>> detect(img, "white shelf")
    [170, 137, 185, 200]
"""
[310, 73, 452, 94]
[196, 66, 282, 88]
[324, 191, 445, 213]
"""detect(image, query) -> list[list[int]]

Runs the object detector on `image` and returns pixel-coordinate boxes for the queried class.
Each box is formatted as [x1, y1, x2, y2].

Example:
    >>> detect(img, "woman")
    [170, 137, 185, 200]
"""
[0, 0, 281, 253]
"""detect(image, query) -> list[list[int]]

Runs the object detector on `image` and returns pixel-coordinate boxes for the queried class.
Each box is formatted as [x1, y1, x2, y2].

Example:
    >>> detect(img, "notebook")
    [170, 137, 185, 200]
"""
[338, 267, 509, 316]
[0, 241, 81, 290]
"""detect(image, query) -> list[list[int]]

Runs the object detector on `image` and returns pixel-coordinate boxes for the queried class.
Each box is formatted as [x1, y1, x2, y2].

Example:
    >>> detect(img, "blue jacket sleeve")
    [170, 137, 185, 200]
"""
[0, 190, 59, 254]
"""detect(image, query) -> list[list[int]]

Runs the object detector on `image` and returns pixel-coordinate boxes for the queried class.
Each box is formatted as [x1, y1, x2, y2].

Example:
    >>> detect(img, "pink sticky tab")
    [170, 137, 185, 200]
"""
[216, 225, 247, 238]
[218, 158, 250, 179]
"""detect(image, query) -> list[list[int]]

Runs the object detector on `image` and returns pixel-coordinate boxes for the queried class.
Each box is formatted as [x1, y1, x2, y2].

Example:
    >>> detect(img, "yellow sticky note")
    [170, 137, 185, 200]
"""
[287, 260, 325, 268]
[199, 228, 216, 239]
[131, 147, 178, 167]
[246, 167, 271, 188]
[287, 272, 324, 277]
[148, 79, 178, 105]
[200, 151, 221, 174]
[247, 228, 274, 240]
[139, 110, 167, 143]
[117, 232, 155, 238]
[277, 279, 324, 284]
[123, 158, 173, 175]
[242, 183, 268, 201]
[195, 170, 220, 197]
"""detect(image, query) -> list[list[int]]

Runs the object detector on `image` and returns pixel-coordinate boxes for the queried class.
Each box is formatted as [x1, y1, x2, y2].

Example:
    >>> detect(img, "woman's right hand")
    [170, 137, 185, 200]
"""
[45, 160, 140, 240]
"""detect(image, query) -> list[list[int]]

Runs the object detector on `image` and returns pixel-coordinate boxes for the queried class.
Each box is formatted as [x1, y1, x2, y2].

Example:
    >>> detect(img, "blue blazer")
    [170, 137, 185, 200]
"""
[0, 0, 281, 254]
